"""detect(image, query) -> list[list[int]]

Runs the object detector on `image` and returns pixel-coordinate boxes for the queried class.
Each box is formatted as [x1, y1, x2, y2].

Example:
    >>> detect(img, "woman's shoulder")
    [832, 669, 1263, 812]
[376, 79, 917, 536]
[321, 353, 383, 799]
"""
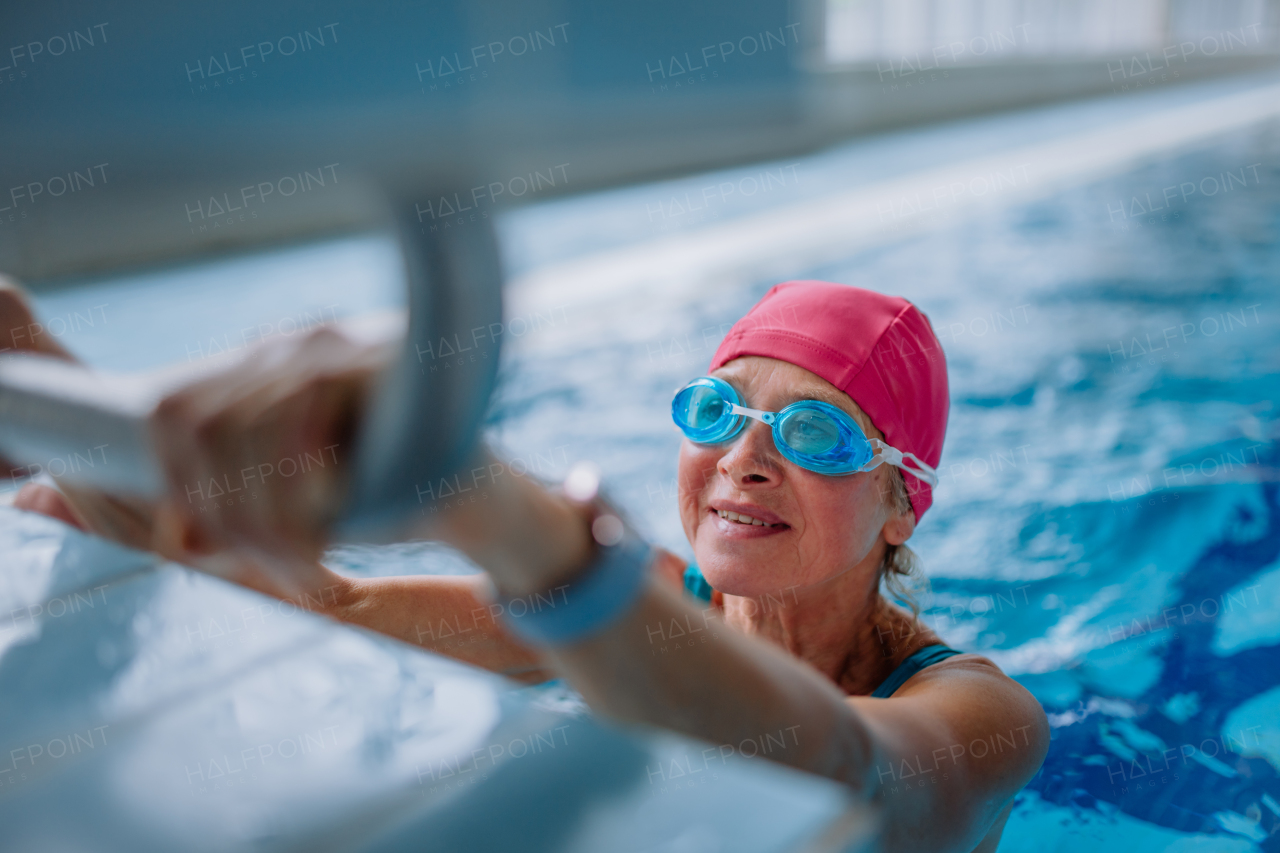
[894, 647, 1025, 695]
[873, 629, 1050, 764]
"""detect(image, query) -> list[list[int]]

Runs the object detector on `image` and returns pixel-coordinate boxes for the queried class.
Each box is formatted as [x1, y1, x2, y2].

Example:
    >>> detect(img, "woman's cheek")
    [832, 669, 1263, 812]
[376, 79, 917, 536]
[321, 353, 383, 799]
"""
[799, 477, 878, 562]
[676, 443, 717, 531]
[677, 444, 719, 493]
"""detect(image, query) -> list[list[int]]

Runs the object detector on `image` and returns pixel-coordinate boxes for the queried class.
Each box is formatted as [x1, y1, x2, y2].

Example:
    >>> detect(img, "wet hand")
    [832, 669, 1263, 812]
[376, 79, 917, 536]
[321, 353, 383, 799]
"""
[149, 325, 391, 598]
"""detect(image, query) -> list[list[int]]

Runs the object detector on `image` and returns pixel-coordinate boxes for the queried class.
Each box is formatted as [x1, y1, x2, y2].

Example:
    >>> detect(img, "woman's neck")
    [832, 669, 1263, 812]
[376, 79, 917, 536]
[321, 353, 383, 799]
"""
[718, 564, 936, 695]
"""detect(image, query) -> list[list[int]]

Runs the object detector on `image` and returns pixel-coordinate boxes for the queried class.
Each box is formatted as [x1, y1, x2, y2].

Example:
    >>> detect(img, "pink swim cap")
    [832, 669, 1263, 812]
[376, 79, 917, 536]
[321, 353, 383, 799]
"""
[709, 281, 949, 521]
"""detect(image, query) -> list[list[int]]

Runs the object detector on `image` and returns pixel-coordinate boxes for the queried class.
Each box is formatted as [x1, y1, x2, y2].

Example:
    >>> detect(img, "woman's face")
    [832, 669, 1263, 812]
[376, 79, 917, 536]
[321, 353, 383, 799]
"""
[677, 356, 913, 598]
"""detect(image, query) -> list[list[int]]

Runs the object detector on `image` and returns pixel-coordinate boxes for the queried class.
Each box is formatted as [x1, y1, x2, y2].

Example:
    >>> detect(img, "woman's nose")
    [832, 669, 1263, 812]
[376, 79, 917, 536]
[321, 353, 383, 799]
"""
[717, 421, 782, 485]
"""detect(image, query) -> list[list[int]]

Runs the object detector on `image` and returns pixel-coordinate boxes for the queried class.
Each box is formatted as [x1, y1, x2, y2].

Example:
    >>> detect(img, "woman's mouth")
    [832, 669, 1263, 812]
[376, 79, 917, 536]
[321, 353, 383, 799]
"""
[715, 509, 782, 527]
[707, 507, 790, 537]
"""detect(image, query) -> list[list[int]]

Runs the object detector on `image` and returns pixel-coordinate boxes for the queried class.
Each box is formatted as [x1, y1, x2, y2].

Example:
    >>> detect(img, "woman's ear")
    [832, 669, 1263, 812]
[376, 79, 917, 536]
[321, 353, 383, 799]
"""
[882, 508, 914, 547]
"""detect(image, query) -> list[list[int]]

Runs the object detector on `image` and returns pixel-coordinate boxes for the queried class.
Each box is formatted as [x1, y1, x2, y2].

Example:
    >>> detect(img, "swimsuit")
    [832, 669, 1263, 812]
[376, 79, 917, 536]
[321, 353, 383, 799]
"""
[681, 563, 962, 698]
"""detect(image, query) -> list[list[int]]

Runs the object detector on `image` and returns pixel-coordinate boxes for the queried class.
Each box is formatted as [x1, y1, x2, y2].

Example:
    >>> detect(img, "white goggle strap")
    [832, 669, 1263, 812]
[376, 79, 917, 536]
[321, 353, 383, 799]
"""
[865, 439, 939, 488]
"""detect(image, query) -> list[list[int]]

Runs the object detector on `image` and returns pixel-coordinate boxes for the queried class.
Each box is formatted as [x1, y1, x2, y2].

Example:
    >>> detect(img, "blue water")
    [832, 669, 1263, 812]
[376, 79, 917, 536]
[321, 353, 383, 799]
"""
[23, 79, 1280, 849]
[487, 117, 1280, 848]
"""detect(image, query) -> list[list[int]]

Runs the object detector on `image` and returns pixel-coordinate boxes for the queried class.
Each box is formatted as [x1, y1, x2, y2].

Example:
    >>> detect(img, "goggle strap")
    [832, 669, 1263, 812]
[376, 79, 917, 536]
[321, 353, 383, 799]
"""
[867, 440, 940, 488]
[898, 452, 940, 487]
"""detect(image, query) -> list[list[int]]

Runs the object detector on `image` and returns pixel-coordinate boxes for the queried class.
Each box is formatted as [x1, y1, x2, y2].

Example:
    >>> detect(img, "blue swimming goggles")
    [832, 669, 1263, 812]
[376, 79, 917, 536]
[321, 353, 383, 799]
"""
[672, 376, 939, 485]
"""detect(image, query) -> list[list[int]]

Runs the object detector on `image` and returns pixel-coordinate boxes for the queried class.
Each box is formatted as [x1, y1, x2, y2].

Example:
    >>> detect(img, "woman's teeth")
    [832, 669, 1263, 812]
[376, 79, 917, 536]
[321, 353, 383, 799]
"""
[716, 509, 778, 527]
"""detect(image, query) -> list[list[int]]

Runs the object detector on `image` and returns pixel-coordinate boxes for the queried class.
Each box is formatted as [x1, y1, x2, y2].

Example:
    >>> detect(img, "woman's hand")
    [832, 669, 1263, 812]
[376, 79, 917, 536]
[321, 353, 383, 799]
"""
[147, 325, 392, 599]
[0, 274, 388, 600]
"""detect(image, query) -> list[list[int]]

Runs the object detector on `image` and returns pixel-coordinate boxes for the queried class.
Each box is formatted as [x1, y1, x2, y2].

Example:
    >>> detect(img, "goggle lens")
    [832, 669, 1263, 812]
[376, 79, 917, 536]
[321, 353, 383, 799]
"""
[775, 402, 871, 474]
[680, 385, 729, 429]
[672, 378, 743, 443]
[777, 408, 840, 454]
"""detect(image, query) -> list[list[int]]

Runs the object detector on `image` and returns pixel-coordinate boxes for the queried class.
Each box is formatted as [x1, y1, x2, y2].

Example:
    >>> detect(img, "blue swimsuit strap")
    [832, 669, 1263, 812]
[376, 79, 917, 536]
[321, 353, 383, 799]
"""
[869, 644, 963, 698]
[681, 564, 961, 698]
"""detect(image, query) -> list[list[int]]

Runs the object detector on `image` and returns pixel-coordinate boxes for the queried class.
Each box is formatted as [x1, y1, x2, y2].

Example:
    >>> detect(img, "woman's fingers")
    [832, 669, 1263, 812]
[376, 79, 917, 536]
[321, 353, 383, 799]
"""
[56, 484, 158, 549]
[12, 482, 89, 531]
[242, 379, 344, 553]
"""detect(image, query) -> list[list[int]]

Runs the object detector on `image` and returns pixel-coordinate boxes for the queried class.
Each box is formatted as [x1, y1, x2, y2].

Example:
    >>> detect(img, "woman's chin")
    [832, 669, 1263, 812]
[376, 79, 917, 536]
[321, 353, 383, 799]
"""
[702, 568, 795, 600]
[694, 540, 795, 599]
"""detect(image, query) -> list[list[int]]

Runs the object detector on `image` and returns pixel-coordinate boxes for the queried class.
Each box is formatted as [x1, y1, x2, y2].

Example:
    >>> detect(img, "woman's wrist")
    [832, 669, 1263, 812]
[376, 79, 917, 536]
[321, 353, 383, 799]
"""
[479, 470, 596, 597]
[423, 448, 595, 598]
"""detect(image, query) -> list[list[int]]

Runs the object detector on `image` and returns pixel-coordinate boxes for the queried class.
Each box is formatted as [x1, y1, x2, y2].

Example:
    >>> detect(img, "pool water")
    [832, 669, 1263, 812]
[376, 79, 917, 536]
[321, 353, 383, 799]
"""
[486, 108, 1280, 849]
[24, 76, 1280, 850]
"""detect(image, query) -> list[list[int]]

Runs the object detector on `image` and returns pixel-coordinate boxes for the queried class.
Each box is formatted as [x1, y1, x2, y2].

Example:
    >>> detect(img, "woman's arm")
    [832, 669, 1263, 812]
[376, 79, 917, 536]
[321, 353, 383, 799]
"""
[0, 280, 554, 681]
[845, 659, 1049, 853]
[13, 476, 556, 680]
[14, 481, 687, 685]
[325, 572, 553, 681]
[522, 572, 1045, 853]
[319, 547, 691, 682]
[425, 467, 883, 778]
[426, 468, 1048, 853]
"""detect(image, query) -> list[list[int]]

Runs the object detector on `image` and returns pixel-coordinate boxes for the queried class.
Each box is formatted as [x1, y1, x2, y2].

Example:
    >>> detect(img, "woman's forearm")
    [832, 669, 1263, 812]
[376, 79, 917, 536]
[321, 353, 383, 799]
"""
[320, 571, 554, 681]
[544, 577, 884, 791]
[425, 461, 885, 787]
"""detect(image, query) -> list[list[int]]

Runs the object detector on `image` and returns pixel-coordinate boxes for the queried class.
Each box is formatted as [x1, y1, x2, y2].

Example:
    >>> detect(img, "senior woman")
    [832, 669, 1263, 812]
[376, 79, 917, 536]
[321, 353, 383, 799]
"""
[6, 279, 1047, 853]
